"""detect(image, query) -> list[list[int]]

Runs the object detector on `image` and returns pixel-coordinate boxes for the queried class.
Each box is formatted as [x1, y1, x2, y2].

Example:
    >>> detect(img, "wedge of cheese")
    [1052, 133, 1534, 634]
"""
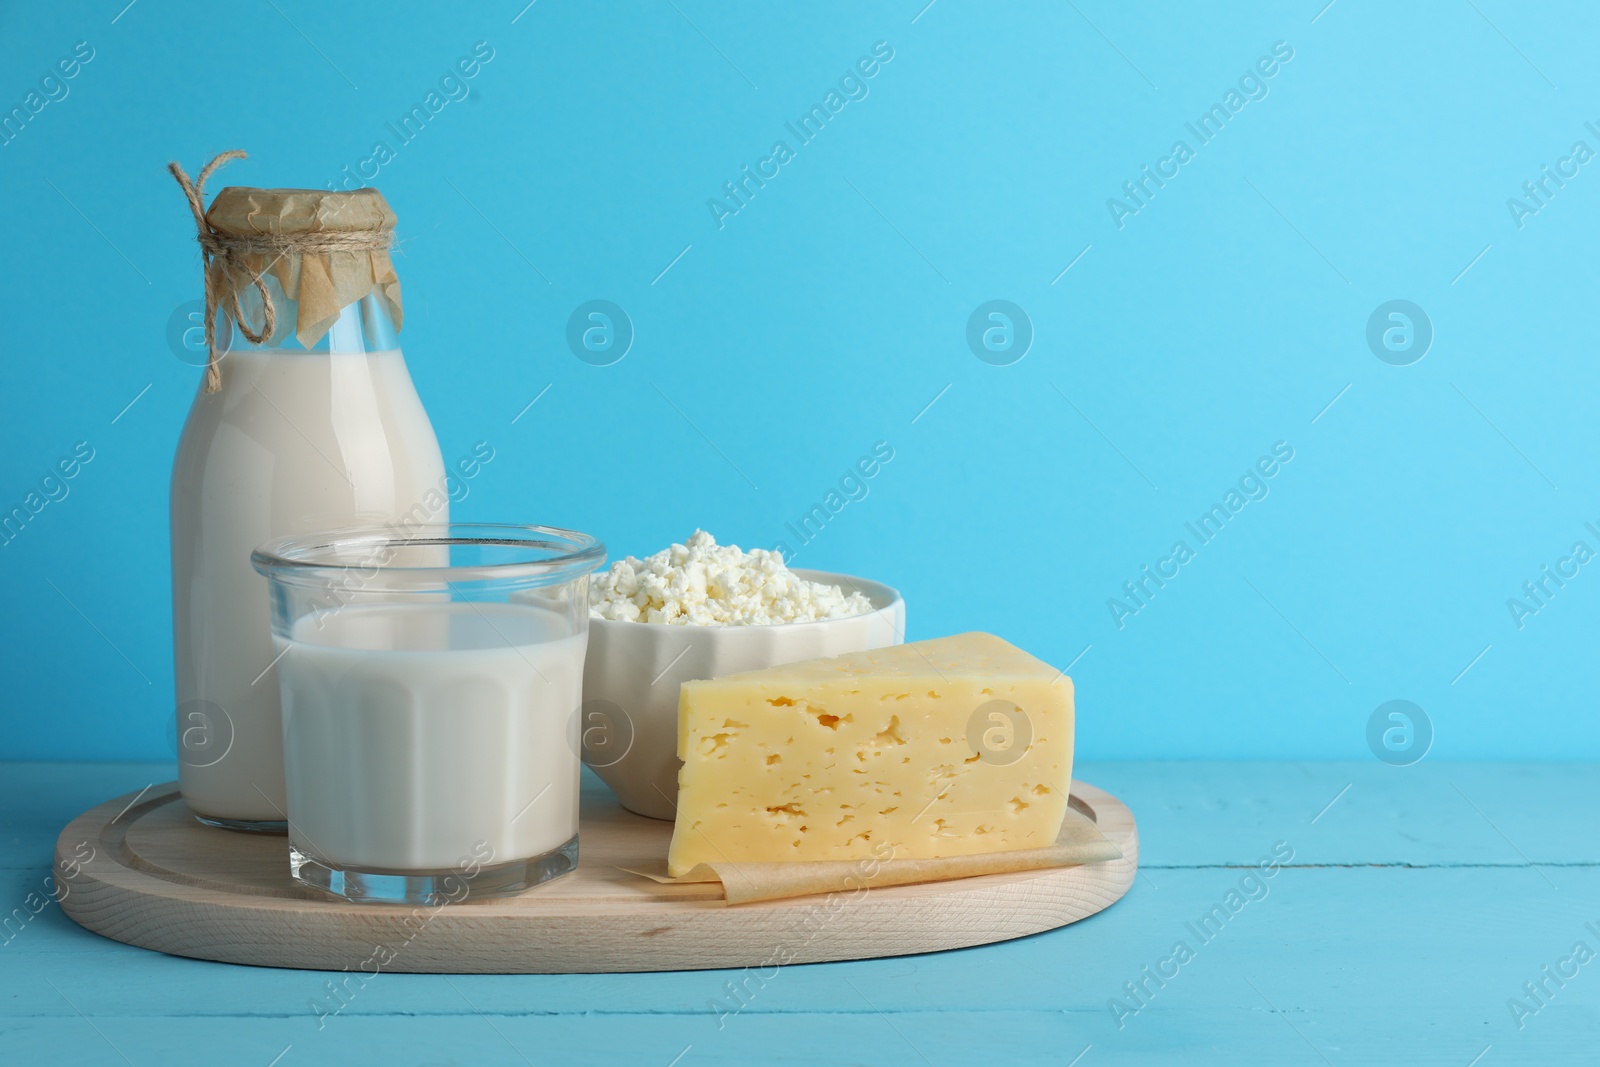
[667, 632, 1074, 876]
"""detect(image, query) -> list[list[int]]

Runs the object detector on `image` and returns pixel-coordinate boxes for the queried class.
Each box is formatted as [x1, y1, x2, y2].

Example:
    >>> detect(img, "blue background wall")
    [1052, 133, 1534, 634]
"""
[3, 0, 1595, 761]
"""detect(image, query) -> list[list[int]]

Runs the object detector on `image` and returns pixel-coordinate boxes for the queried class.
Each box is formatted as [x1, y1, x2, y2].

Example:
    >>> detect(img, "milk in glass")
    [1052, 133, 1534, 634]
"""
[276, 602, 583, 870]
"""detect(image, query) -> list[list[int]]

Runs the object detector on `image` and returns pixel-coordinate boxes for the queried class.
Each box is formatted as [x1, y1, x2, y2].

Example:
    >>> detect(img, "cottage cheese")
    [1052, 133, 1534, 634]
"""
[589, 531, 874, 626]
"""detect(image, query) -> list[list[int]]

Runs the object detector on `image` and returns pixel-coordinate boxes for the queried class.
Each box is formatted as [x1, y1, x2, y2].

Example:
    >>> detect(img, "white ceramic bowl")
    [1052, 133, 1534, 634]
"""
[580, 569, 905, 820]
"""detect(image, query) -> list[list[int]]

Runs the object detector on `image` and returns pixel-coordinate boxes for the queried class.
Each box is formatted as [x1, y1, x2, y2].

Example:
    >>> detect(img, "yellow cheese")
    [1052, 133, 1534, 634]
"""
[667, 632, 1074, 876]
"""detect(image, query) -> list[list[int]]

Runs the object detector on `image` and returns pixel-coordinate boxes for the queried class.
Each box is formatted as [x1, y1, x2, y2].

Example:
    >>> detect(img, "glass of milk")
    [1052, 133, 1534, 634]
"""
[251, 523, 605, 905]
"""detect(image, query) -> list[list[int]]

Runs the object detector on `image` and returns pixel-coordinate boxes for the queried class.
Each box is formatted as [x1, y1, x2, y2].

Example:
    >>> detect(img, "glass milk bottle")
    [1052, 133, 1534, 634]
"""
[168, 158, 447, 830]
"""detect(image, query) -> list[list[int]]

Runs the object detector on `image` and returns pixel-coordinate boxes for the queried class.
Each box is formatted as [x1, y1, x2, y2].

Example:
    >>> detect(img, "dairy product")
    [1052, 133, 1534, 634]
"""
[591, 530, 872, 625]
[667, 632, 1073, 876]
[277, 601, 585, 870]
[170, 346, 447, 825]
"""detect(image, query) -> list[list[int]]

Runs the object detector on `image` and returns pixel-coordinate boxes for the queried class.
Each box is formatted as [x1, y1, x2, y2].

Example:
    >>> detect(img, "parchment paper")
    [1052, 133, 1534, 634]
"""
[622, 803, 1121, 905]
[206, 186, 402, 350]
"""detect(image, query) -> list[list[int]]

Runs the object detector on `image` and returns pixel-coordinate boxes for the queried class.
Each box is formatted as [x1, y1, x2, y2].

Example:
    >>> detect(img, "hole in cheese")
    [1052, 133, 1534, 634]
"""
[874, 716, 906, 746]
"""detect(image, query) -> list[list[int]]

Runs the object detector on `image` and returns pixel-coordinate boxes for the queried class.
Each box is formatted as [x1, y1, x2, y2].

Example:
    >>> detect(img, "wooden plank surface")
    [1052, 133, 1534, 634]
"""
[4, 761, 1597, 1066]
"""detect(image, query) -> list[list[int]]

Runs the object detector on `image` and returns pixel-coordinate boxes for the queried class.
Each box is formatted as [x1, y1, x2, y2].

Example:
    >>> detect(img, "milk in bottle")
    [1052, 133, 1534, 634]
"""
[167, 168, 445, 829]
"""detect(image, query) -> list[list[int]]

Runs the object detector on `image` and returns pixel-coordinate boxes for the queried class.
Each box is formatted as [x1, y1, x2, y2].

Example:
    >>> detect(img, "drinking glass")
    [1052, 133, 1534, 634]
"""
[251, 523, 604, 904]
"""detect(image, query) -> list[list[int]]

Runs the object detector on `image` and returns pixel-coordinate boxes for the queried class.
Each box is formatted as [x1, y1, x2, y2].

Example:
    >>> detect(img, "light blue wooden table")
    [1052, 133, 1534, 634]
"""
[4, 761, 1593, 1065]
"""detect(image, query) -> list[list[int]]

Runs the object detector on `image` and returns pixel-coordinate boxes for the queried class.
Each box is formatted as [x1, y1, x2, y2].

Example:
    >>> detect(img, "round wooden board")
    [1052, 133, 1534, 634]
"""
[55, 778, 1137, 974]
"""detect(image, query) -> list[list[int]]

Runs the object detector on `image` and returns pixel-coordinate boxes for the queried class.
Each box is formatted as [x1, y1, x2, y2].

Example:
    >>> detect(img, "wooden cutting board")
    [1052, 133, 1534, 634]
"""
[54, 777, 1137, 973]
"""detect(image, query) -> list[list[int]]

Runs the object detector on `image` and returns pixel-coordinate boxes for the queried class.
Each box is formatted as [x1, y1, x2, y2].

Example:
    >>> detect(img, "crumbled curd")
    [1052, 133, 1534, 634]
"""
[589, 531, 873, 626]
